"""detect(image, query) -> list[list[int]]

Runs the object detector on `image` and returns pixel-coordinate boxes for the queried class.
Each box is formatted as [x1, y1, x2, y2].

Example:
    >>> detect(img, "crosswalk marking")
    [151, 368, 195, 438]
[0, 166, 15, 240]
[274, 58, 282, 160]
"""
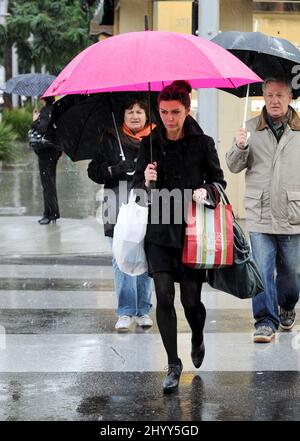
[1, 332, 300, 372]
[0, 264, 114, 280]
[1, 264, 299, 376]
[0, 288, 256, 309]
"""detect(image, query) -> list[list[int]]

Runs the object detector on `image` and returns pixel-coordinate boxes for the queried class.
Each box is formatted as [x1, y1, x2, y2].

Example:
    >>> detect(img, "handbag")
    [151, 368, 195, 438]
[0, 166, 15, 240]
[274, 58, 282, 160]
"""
[28, 129, 56, 151]
[182, 183, 234, 269]
[206, 215, 264, 299]
[112, 190, 148, 276]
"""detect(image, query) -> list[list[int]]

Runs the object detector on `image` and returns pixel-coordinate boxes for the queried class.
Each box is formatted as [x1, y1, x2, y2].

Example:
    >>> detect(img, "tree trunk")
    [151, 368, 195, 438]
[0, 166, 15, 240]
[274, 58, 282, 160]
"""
[3, 44, 12, 109]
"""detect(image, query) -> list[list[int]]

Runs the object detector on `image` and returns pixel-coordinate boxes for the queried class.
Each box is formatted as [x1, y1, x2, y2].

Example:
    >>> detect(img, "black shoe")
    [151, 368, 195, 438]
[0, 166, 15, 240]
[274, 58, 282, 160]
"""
[39, 217, 57, 225]
[191, 340, 205, 369]
[163, 359, 183, 394]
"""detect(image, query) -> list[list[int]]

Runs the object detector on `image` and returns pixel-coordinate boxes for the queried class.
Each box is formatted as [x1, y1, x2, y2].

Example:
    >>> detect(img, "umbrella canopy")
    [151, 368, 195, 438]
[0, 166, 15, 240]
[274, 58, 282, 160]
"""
[1, 73, 56, 97]
[211, 31, 300, 98]
[49, 91, 159, 161]
[43, 30, 261, 97]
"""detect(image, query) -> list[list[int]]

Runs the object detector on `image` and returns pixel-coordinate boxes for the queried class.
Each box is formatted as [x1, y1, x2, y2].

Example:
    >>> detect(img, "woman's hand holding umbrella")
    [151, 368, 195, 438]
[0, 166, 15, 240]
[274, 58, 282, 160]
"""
[144, 162, 157, 189]
[108, 159, 135, 177]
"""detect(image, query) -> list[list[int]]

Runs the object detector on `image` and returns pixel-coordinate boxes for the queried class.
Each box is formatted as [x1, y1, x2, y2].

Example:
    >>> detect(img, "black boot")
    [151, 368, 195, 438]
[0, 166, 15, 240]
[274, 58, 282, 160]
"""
[191, 340, 205, 369]
[163, 359, 183, 394]
[39, 217, 57, 225]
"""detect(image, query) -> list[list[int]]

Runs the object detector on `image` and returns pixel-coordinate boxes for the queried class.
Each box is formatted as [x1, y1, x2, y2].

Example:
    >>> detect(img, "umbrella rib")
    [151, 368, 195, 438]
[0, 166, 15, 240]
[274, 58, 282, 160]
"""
[227, 78, 237, 89]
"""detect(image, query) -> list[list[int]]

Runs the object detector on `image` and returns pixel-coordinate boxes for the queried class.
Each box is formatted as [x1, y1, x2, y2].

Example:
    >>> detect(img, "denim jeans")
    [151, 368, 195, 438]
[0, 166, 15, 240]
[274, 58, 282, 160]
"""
[108, 238, 152, 316]
[249, 232, 300, 331]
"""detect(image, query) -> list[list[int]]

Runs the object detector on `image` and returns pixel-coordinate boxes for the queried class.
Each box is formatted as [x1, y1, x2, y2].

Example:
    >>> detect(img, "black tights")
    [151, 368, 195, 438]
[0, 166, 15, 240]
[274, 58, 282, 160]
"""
[153, 271, 206, 364]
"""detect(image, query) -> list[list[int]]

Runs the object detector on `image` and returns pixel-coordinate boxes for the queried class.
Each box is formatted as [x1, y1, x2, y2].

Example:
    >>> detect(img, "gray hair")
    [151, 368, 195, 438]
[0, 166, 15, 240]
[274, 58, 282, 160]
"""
[262, 77, 292, 94]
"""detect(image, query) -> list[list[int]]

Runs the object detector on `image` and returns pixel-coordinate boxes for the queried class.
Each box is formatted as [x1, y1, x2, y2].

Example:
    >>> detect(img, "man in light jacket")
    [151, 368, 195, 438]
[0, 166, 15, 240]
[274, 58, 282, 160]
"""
[226, 77, 300, 343]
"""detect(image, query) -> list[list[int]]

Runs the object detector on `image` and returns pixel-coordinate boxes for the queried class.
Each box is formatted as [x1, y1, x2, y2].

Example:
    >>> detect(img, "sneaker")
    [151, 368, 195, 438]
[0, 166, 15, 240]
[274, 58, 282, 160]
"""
[253, 326, 275, 343]
[115, 315, 133, 332]
[279, 307, 296, 331]
[135, 315, 153, 328]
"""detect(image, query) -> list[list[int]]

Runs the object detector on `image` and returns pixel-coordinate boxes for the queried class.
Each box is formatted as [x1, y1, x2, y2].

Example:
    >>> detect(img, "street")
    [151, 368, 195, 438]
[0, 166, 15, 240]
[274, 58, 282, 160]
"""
[0, 150, 300, 422]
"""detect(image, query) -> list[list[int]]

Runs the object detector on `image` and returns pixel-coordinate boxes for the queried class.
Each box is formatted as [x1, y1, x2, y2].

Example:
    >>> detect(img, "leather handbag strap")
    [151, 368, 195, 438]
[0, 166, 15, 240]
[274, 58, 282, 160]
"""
[212, 182, 230, 205]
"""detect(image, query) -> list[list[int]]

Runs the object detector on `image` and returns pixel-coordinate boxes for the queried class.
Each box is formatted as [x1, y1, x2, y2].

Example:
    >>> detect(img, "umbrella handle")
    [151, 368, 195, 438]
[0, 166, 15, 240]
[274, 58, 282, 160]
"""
[111, 111, 135, 176]
[241, 121, 251, 142]
[242, 84, 251, 142]
[242, 84, 250, 127]
[111, 111, 125, 160]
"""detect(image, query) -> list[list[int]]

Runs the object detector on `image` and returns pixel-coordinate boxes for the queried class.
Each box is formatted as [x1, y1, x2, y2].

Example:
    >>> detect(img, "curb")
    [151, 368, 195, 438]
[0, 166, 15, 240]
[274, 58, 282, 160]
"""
[0, 253, 112, 266]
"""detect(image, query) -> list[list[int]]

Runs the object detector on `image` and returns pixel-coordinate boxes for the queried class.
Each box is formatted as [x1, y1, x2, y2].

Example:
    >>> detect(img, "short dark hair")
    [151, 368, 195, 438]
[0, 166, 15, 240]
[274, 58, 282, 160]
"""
[121, 98, 149, 122]
[262, 77, 292, 94]
[158, 80, 192, 109]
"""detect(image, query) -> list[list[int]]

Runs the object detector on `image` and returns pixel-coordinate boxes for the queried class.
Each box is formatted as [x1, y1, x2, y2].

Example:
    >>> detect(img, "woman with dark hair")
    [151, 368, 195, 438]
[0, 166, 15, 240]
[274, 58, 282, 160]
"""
[88, 98, 154, 332]
[31, 96, 62, 224]
[134, 80, 226, 393]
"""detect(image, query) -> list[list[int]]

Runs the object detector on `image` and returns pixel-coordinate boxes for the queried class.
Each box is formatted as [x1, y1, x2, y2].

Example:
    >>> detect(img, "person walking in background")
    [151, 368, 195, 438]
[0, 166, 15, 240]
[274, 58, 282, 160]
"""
[226, 77, 300, 343]
[133, 80, 226, 393]
[88, 98, 153, 332]
[31, 96, 62, 225]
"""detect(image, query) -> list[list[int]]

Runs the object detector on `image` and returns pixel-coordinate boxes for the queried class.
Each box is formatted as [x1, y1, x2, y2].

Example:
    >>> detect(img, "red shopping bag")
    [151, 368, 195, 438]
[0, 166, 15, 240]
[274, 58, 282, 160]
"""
[182, 198, 233, 269]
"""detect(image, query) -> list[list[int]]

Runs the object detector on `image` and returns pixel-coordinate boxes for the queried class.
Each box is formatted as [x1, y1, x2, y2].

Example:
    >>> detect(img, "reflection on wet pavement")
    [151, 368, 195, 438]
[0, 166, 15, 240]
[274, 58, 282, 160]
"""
[1, 371, 300, 421]
[0, 148, 99, 219]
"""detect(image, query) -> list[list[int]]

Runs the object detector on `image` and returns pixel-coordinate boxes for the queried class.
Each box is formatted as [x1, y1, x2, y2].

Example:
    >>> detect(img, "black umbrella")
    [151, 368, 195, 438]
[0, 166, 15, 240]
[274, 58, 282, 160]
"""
[49, 91, 159, 161]
[1, 73, 56, 97]
[211, 31, 300, 125]
[211, 31, 300, 98]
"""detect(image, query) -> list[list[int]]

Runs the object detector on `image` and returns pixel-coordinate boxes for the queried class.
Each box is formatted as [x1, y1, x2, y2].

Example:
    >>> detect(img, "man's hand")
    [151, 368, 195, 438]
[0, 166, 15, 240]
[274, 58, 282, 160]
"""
[235, 127, 248, 150]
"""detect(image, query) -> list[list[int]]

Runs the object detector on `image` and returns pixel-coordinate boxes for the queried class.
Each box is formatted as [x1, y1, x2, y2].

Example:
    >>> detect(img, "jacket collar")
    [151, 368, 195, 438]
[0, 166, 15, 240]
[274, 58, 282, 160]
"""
[256, 105, 300, 131]
[151, 115, 204, 143]
[183, 115, 204, 136]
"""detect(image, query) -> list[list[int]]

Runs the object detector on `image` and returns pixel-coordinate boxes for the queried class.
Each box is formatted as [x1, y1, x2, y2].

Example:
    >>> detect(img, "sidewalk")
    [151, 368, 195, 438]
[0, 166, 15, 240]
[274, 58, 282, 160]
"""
[0, 216, 112, 265]
[0, 151, 114, 264]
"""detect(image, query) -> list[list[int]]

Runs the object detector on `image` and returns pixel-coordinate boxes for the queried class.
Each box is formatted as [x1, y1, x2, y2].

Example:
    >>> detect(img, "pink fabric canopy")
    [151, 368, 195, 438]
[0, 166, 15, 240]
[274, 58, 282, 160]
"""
[43, 31, 262, 96]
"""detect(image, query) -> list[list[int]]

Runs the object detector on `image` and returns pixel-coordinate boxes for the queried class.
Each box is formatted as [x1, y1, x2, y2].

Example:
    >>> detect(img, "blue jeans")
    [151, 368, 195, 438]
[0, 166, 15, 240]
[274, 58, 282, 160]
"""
[249, 233, 300, 331]
[108, 238, 152, 316]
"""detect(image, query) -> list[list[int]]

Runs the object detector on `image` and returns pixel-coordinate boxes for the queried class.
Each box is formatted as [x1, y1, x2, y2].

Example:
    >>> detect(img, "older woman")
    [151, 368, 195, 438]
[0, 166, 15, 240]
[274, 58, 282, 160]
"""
[134, 81, 226, 393]
[88, 98, 154, 332]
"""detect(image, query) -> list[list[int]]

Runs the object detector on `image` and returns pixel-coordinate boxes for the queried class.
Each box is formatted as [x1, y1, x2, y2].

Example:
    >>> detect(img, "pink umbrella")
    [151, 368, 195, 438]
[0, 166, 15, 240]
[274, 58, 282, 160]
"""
[43, 30, 262, 97]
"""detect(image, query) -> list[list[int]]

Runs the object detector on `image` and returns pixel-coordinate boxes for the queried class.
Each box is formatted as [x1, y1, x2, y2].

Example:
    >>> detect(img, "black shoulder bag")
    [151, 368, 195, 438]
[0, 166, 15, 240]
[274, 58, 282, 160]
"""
[28, 129, 59, 151]
[206, 184, 264, 299]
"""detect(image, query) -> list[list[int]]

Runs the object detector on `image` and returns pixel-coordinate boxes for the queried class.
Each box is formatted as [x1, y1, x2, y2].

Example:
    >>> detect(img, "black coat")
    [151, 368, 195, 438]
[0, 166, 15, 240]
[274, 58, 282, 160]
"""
[31, 104, 52, 135]
[87, 128, 141, 237]
[31, 103, 61, 158]
[133, 116, 226, 248]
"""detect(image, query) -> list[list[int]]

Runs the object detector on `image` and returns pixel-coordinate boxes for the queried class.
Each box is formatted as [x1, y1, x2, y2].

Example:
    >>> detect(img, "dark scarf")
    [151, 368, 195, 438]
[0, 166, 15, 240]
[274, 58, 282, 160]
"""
[265, 107, 291, 142]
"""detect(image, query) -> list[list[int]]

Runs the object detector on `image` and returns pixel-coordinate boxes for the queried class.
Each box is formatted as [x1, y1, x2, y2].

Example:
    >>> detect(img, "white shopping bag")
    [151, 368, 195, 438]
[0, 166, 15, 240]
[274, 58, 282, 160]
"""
[113, 191, 148, 275]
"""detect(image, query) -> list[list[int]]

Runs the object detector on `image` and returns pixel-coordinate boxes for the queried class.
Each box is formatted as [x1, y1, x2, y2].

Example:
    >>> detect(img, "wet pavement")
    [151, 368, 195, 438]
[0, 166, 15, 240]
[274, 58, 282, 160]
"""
[1, 148, 300, 429]
[0, 148, 100, 219]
